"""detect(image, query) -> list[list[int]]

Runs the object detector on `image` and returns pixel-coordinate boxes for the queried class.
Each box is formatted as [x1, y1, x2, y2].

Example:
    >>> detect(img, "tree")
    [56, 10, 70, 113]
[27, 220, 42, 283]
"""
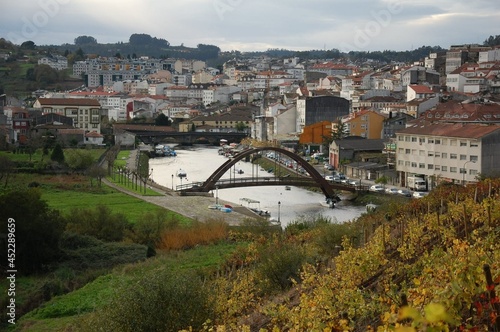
[0, 155, 15, 188]
[33, 64, 58, 85]
[74, 35, 97, 45]
[65, 149, 94, 171]
[50, 143, 65, 163]
[154, 113, 170, 126]
[87, 164, 106, 187]
[20, 41, 36, 50]
[235, 121, 247, 132]
[0, 189, 66, 274]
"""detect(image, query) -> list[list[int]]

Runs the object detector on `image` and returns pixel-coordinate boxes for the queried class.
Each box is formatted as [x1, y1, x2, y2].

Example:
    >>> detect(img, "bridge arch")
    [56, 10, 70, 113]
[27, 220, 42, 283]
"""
[200, 147, 338, 199]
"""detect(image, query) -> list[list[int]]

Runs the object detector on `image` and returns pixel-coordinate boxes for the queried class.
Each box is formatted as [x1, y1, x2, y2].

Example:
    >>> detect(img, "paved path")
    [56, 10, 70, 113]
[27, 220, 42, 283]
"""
[103, 149, 265, 226]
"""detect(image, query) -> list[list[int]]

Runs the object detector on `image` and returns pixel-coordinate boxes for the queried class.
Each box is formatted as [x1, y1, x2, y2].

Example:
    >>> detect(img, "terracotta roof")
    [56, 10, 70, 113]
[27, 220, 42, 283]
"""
[37, 98, 101, 107]
[408, 85, 435, 94]
[85, 131, 103, 138]
[421, 101, 500, 122]
[69, 91, 120, 97]
[397, 122, 500, 139]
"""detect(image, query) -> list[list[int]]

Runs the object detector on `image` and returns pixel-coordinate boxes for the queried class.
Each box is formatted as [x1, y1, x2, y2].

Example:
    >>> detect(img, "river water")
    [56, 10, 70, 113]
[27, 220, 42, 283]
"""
[149, 145, 366, 227]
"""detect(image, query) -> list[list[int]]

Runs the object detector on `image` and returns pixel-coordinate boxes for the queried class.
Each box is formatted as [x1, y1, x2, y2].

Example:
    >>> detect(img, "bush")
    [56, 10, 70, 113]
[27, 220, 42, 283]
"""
[65, 205, 131, 242]
[78, 270, 214, 331]
[257, 242, 306, 292]
[59, 232, 148, 270]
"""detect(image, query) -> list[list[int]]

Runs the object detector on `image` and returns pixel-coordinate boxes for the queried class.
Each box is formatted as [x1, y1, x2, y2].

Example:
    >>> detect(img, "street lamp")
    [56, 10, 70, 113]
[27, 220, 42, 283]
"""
[171, 174, 174, 190]
[216, 185, 219, 206]
[278, 201, 281, 223]
[462, 160, 476, 185]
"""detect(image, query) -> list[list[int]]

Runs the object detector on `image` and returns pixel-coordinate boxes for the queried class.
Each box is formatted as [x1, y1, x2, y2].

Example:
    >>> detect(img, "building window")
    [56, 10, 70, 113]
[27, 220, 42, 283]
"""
[428, 138, 434, 144]
[435, 139, 441, 144]
[428, 164, 434, 169]
[442, 139, 447, 145]
[470, 169, 478, 176]
[419, 138, 425, 144]
[428, 151, 434, 157]
[411, 136, 417, 142]
[450, 140, 457, 146]
[460, 141, 467, 147]
[398, 160, 403, 166]
[442, 166, 447, 172]
[405, 136, 410, 142]
[435, 152, 440, 158]
[419, 163, 425, 168]
[442, 153, 447, 159]
[398, 148, 404, 154]
[470, 141, 479, 147]
[450, 167, 457, 173]
[435, 165, 440, 171]
[460, 154, 467, 160]
[398, 136, 403, 141]
[450, 153, 457, 159]
[470, 155, 478, 162]
[412, 149, 417, 155]
[411, 162, 417, 168]
[405, 149, 410, 154]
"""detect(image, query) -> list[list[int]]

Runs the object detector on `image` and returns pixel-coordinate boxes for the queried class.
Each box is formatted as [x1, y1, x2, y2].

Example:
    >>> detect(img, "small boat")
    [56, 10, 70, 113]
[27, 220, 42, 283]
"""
[320, 198, 335, 208]
[285, 186, 291, 191]
[177, 169, 187, 178]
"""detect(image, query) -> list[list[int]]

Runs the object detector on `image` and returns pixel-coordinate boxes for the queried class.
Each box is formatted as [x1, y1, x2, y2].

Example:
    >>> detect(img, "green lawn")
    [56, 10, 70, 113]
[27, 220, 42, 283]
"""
[114, 150, 130, 168]
[0, 148, 106, 164]
[41, 186, 168, 223]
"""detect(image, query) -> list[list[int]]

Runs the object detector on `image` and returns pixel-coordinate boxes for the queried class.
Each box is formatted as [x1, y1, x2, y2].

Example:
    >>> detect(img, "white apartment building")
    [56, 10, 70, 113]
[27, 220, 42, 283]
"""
[396, 122, 500, 187]
[38, 55, 68, 70]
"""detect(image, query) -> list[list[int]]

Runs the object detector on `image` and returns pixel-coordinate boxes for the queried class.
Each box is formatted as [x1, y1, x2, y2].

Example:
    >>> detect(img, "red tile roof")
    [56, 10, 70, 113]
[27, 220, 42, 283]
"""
[37, 98, 101, 107]
[408, 85, 435, 94]
[85, 131, 103, 138]
[397, 122, 500, 139]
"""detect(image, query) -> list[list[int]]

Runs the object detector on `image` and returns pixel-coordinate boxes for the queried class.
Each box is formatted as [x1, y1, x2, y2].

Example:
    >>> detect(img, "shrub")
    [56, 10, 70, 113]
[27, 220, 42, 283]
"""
[65, 205, 131, 242]
[78, 270, 214, 331]
[257, 242, 306, 292]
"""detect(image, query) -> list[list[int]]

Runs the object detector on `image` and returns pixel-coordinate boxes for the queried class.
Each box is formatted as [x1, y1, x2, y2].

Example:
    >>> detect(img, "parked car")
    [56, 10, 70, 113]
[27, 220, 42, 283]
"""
[385, 187, 399, 195]
[348, 179, 358, 186]
[397, 189, 412, 197]
[413, 191, 429, 199]
[324, 163, 334, 170]
[325, 175, 335, 181]
[369, 185, 385, 193]
[332, 175, 341, 183]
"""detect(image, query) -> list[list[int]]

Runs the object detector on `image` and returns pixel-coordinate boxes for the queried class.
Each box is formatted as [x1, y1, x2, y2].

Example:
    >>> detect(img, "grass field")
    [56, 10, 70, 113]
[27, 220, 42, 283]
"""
[16, 242, 243, 331]
[114, 150, 130, 167]
[0, 148, 106, 163]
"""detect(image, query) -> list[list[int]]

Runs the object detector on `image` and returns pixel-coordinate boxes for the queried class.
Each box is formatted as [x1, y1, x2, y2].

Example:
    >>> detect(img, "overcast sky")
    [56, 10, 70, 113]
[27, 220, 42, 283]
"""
[1, 0, 499, 52]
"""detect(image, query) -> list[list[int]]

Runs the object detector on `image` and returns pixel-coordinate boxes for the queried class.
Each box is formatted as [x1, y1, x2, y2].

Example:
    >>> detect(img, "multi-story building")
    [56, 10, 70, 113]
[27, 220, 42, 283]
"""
[38, 55, 68, 71]
[296, 95, 349, 133]
[344, 109, 386, 139]
[33, 98, 102, 132]
[396, 100, 500, 186]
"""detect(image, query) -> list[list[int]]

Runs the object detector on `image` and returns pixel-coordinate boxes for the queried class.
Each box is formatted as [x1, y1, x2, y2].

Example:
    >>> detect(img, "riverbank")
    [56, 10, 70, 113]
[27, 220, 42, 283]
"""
[105, 149, 266, 225]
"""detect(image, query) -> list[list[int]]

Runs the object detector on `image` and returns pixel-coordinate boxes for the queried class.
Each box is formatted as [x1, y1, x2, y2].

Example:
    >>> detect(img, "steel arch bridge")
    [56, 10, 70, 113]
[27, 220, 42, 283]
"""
[181, 147, 355, 199]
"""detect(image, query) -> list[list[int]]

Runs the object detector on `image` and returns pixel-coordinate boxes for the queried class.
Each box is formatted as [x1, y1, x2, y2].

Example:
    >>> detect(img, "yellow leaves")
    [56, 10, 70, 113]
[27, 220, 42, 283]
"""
[424, 303, 452, 324]
[399, 306, 421, 321]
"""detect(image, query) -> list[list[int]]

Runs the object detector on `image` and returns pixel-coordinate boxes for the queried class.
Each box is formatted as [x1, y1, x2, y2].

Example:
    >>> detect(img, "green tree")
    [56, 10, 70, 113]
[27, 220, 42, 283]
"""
[80, 270, 213, 331]
[20, 40, 36, 50]
[0, 155, 15, 188]
[65, 149, 95, 171]
[235, 121, 247, 132]
[74, 35, 97, 45]
[0, 189, 66, 274]
[50, 143, 65, 163]
[65, 205, 130, 242]
[154, 113, 170, 126]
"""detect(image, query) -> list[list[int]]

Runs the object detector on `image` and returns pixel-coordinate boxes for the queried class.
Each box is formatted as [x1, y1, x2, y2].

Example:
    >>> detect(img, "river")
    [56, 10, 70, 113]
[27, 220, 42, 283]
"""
[149, 145, 366, 227]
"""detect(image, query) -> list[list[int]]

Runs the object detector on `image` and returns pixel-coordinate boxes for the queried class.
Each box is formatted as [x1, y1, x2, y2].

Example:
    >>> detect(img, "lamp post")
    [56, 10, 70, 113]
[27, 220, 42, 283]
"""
[278, 201, 281, 223]
[462, 160, 476, 185]
[216, 185, 219, 206]
[171, 174, 174, 190]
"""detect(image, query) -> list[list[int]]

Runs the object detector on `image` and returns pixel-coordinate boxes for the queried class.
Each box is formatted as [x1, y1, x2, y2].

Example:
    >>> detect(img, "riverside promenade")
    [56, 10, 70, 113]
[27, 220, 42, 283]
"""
[102, 149, 263, 226]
